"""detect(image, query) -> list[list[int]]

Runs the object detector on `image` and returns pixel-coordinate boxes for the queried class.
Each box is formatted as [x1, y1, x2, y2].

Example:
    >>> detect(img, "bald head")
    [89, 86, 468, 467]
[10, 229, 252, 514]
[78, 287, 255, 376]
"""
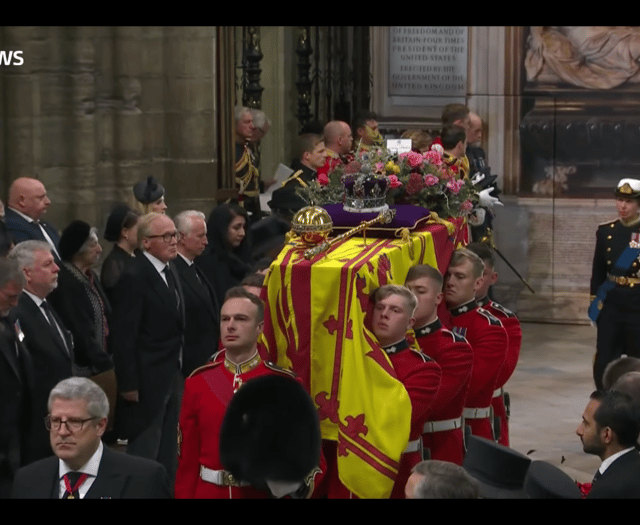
[8, 177, 51, 221]
[323, 121, 353, 155]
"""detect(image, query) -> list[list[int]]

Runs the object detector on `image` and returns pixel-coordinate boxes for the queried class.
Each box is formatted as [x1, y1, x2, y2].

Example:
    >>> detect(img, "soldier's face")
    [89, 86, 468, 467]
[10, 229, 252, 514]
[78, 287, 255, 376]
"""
[444, 260, 482, 308]
[220, 297, 263, 353]
[475, 263, 498, 300]
[372, 293, 415, 347]
[616, 197, 640, 221]
[306, 141, 328, 170]
[406, 276, 442, 327]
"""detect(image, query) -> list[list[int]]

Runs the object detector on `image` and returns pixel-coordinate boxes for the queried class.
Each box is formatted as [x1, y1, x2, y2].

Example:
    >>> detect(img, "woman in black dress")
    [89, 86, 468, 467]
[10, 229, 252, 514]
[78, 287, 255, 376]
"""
[100, 204, 141, 301]
[196, 202, 253, 304]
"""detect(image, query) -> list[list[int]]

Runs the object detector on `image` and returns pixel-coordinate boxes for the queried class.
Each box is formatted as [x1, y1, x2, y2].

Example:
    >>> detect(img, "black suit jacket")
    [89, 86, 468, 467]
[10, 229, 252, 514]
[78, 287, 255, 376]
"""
[109, 253, 185, 440]
[10, 293, 75, 463]
[4, 208, 61, 259]
[587, 448, 640, 499]
[11, 444, 172, 499]
[0, 317, 35, 498]
[173, 255, 220, 377]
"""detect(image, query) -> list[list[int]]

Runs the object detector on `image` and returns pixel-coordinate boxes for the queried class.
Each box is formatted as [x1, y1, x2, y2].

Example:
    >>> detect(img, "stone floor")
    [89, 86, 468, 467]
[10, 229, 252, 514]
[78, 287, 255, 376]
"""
[507, 321, 601, 484]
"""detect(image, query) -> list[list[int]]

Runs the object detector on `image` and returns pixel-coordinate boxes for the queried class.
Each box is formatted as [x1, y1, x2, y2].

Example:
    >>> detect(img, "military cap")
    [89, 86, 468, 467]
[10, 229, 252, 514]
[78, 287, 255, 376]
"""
[462, 435, 531, 498]
[133, 175, 165, 204]
[615, 178, 640, 199]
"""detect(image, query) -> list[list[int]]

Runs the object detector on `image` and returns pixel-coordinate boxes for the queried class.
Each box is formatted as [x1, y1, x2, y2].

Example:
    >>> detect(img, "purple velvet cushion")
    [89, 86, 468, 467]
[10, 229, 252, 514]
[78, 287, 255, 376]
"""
[323, 204, 431, 238]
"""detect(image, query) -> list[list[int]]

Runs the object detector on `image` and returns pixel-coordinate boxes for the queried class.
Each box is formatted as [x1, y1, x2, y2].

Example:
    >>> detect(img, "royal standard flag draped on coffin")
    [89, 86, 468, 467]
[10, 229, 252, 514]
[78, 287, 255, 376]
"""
[261, 228, 441, 498]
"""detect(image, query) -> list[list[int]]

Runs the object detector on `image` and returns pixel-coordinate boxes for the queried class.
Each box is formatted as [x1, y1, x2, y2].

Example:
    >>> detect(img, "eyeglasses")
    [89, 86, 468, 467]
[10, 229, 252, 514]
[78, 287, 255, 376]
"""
[145, 231, 180, 243]
[45, 415, 98, 433]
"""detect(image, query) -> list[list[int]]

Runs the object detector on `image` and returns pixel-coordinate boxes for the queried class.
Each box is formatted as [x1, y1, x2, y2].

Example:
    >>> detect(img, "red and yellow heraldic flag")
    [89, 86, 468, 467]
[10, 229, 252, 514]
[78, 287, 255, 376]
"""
[261, 221, 460, 498]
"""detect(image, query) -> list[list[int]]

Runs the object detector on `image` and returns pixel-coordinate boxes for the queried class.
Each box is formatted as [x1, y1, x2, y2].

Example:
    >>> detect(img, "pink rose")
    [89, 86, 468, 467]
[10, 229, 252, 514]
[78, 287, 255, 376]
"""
[399, 151, 423, 168]
[424, 150, 442, 166]
[376, 162, 385, 173]
[388, 175, 402, 188]
[446, 179, 464, 194]
[317, 173, 330, 186]
[460, 199, 474, 212]
[424, 174, 439, 187]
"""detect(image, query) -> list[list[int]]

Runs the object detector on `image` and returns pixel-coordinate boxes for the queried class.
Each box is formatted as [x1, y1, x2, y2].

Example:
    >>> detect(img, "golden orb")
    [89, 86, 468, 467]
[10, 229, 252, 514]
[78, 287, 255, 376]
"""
[291, 206, 333, 245]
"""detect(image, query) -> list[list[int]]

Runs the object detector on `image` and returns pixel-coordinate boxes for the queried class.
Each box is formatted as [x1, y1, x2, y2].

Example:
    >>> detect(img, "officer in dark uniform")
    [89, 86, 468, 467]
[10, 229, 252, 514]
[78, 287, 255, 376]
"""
[591, 178, 640, 390]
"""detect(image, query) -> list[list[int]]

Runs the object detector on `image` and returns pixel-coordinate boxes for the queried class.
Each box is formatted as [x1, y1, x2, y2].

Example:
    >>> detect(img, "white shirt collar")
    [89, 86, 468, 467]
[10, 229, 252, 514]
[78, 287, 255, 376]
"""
[8, 206, 37, 223]
[59, 440, 103, 479]
[600, 446, 636, 475]
[177, 252, 194, 266]
[142, 250, 170, 276]
[23, 289, 45, 306]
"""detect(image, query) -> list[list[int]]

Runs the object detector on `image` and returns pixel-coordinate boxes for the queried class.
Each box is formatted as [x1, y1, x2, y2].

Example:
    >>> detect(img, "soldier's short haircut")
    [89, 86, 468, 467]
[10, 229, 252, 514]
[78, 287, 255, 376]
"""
[370, 284, 418, 317]
[466, 242, 496, 269]
[294, 133, 324, 161]
[411, 460, 480, 499]
[449, 248, 485, 280]
[224, 285, 264, 322]
[602, 356, 640, 391]
[405, 264, 443, 290]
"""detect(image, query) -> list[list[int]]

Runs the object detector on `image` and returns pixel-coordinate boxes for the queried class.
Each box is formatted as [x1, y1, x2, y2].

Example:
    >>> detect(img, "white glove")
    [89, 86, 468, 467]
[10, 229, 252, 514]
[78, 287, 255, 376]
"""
[468, 207, 486, 226]
[478, 187, 503, 208]
[471, 172, 485, 185]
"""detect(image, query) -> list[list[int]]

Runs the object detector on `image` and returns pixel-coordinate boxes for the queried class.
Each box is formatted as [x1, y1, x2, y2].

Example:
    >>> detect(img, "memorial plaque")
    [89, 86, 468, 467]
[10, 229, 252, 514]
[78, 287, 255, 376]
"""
[388, 26, 468, 98]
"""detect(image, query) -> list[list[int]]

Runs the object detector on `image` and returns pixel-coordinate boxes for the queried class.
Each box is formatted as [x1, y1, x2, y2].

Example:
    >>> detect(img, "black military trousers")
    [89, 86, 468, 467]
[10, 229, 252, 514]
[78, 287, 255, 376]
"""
[595, 300, 640, 390]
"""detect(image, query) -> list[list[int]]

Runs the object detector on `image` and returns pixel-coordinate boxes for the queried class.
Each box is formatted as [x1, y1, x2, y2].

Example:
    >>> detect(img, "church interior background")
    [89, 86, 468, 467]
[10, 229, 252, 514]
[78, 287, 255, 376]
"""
[2, 26, 637, 325]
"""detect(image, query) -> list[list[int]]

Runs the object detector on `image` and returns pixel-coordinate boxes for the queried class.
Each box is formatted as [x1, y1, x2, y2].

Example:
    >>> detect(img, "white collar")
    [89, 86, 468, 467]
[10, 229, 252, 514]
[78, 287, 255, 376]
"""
[8, 206, 38, 223]
[142, 250, 170, 275]
[59, 440, 103, 479]
[23, 289, 46, 307]
[600, 446, 636, 475]
[177, 252, 194, 266]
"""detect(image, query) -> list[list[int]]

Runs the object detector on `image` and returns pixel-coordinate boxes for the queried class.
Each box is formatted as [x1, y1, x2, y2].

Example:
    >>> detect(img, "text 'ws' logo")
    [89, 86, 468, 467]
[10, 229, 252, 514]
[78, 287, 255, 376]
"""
[0, 51, 24, 66]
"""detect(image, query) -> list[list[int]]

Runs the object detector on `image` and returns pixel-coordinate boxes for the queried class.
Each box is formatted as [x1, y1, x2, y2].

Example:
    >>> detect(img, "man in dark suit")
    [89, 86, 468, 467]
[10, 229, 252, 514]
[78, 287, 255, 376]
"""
[576, 389, 640, 498]
[4, 177, 61, 261]
[11, 377, 171, 498]
[109, 212, 185, 481]
[174, 210, 220, 376]
[7, 241, 75, 463]
[0, 258, 35, 499]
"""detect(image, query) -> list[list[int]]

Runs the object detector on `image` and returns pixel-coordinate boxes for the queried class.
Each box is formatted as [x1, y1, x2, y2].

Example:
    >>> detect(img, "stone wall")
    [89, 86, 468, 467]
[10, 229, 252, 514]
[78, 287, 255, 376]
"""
[0, 26, 218, 238]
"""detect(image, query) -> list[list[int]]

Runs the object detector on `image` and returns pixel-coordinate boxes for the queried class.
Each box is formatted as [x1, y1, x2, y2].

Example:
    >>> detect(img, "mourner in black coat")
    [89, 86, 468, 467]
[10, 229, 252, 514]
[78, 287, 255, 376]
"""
[174, 210, 220, 376]
[109, 213, 185, 480]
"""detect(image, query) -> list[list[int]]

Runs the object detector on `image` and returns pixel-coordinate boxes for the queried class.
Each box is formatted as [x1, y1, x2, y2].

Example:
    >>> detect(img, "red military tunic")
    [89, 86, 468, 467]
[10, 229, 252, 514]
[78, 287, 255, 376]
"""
[410, 318, 474, 465]
[478, 296, 522, 446]
[384, 339, 441, 499]
[444, 299, 508, 442]
[323, 339, 441, 499]
[175, 350, 322, 499]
